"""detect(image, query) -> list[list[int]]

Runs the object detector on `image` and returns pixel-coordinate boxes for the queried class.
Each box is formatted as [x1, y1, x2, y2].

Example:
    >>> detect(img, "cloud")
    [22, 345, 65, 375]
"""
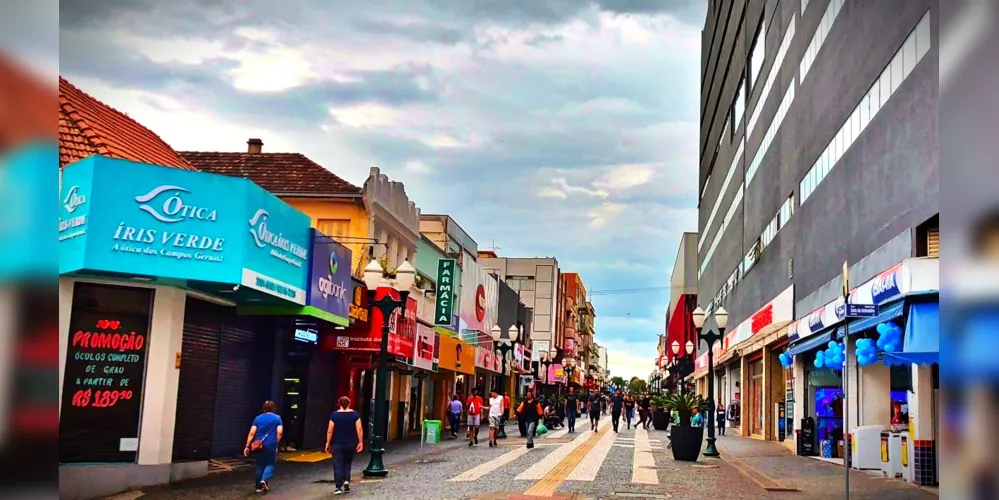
[59, 0, 706, 380]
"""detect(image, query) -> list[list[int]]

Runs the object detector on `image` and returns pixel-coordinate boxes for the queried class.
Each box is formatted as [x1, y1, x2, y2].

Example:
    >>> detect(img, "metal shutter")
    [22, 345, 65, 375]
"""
[211, 322, 259, 458]
[172, 298, 221, 462]
[927, 226, 939, 257]
[302, 351, 335, 450]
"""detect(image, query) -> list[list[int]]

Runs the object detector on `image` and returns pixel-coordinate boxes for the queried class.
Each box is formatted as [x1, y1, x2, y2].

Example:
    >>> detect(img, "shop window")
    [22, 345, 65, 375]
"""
[60, 283, 154, 464]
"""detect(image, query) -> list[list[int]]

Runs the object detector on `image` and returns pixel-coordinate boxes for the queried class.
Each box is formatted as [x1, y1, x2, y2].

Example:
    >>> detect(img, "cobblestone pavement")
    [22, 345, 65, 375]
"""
[106, 417, 936, 499]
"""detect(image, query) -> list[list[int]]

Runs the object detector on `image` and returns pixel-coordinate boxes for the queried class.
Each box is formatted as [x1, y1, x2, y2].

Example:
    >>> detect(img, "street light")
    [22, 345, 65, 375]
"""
[691, 305, 728, 459]
[491, 324, 517, 439]
[361, 259, 415, 478]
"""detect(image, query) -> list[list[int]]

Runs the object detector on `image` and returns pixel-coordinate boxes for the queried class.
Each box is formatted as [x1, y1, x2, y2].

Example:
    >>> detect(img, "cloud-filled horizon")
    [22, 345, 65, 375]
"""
[60, 0, 706, 381]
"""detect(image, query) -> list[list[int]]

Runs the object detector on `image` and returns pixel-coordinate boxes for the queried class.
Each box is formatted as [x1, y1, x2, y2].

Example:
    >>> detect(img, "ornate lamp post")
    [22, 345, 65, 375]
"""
[491, 324, 517, 439]
[691, 306, 729, 459]
[670, 340, 695, 394]
[360, 259, 416, 478]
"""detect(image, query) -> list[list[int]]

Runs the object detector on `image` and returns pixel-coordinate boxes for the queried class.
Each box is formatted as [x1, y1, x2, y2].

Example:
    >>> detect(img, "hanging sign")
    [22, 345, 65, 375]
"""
[434, 259, 456, 325]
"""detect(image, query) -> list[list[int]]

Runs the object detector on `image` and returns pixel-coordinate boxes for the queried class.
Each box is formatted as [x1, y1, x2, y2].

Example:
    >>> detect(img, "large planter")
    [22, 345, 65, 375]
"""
[652, 409, 670, 431]
[669, 425, 704, 462]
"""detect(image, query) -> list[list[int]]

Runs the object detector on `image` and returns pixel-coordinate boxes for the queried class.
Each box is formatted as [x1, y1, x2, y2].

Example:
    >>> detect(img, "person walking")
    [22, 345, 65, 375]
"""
[610, 389, 624, 432]
[716, 398, 726, 436]
[244, 400, 283, 494]
[564, 387, 580, 433]
[487, 389, 504, 447]
[624, 394, 636, 430]
[465, 388, 484, 447]
[325, 396, 363, 495]
[516, 390, 544, 449]
[587, 389, 602, 432]
[639, 394, 652, 430]
[447, 394, 463, 439]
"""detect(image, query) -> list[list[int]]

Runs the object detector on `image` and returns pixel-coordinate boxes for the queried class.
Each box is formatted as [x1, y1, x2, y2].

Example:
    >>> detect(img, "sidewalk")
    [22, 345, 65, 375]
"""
[715, 434, 938, 499]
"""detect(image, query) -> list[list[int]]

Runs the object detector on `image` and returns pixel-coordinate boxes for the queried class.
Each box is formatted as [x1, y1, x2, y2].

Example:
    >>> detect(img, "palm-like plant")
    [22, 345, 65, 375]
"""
[663, 393, 705, 426]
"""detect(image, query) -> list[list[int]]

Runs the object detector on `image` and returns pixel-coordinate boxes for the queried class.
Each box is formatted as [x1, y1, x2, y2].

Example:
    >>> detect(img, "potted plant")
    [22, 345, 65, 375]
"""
[651, 395, 671, 431]
[665, 392, 706, 462]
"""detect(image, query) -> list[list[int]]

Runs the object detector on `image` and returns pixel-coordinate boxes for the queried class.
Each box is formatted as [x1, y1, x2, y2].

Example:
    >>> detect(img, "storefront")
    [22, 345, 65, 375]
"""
[409, 289, 440, 432]
[59, 156, 312, 497]
[785, 257, 939, 485]
[438, 332, 476, 408]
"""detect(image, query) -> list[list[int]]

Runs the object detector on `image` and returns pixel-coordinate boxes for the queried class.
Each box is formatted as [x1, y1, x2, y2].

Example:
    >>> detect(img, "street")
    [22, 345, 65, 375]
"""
[106, 416, 936, 500]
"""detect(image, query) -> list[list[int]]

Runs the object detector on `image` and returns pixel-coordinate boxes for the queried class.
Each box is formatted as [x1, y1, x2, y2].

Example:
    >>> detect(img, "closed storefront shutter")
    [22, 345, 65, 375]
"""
[172, 298, 221, 462]
[211, 323, 259, 457]
[302, 351, 335, 450]
[927, 226, 939, 257]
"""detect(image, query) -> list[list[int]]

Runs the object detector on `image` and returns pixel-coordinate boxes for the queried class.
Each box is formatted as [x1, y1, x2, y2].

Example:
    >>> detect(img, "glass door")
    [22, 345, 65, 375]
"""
[750, 359, 764, 436]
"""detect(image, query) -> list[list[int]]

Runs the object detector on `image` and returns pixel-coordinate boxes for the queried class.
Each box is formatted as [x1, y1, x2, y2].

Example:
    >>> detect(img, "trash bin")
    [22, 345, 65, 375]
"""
[423, 420, 441, 444]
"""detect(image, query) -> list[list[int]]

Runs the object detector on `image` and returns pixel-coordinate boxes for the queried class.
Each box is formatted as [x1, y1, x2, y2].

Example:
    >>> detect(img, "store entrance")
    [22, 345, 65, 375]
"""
[749, 359, 764, 436]
[280, 345, 312, 451]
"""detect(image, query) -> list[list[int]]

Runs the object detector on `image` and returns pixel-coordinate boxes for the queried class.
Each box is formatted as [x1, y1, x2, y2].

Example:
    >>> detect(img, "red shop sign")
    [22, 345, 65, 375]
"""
[751, 304, 774, 335]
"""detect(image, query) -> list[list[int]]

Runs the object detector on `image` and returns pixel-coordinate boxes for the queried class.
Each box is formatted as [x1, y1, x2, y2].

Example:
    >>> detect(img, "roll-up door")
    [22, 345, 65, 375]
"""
[211, 319, 270, 458]
[302, 350, 334, 450]
[172, 298, 221, 461]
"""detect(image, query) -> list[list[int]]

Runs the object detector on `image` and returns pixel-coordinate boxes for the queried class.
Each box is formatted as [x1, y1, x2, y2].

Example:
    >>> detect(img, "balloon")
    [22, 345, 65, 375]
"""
[877, 323, 890, 335]
[828, 341, 837, 349]
[816, 350, 825, 360]
[884, 343, 897, 353]
[814, 358, 824, 368]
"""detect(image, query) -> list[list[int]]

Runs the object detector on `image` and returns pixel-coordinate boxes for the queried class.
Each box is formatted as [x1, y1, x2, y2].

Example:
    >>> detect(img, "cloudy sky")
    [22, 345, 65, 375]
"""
[59, 0, 706, 381]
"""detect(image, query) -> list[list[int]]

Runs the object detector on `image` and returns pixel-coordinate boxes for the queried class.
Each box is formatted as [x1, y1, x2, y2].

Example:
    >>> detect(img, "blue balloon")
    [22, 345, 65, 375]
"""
[828, 341, 837, 349]
[877, 323, 890, 335]
[814, 358, 824, 368]
[884, 343, 897, 353]
[816, 350, 825, 360]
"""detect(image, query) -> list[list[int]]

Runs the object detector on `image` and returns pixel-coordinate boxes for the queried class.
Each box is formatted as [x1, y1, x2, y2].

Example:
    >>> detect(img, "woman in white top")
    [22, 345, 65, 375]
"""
[487, 389, 504, 447]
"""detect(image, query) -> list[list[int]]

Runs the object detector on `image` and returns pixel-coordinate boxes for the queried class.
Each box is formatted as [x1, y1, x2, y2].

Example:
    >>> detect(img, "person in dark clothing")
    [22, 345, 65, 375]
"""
[516, 390, 544, 449]
[716, 398, 726, 436]
[639, 395, 652, 430]
[565, 387, 580, 433]
[610, 390, 624, 432]
[587, 389, 602, 432]
[624, 394, 636, 429]
[325, 396, 363, 495]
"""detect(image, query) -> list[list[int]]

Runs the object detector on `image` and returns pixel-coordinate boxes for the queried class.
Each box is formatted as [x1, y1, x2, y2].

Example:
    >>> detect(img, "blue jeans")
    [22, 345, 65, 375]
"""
[449, 412, 461, 435]
[527, 422, 537, 446]
[566, 410, 577, 430]
[332, 445, 355, 488]
[254, 446, 277, 487]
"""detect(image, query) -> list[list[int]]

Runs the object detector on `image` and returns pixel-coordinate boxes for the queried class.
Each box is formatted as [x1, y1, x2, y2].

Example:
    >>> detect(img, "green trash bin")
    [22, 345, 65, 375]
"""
[423, 420, 442, 445]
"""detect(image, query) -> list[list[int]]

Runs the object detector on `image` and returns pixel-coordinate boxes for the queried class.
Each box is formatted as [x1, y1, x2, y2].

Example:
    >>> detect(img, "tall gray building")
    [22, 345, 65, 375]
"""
[697, 0, 939, 338]
[478, 256, 562, 356]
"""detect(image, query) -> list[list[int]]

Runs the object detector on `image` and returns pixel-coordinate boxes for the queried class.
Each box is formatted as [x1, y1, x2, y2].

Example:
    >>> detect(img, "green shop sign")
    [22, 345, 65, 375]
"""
[434, 258, 456, 325]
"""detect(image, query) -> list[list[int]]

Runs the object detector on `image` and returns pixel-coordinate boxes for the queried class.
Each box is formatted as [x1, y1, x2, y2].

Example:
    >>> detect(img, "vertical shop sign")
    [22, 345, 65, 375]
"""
[434, 259, 455, 325]
[60, 310, 151, 463]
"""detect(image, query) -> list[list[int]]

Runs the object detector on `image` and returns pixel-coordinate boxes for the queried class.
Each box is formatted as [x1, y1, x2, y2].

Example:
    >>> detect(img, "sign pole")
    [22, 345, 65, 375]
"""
[842, 261, 850, 500]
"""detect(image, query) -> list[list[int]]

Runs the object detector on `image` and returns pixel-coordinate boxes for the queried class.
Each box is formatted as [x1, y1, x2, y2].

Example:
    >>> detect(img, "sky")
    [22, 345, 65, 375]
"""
[58, 0, 707, 382]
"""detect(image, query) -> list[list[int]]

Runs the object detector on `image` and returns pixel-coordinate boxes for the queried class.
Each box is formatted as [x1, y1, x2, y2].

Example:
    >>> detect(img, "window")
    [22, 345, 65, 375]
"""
[746, 81, 795, 185]
[748, 18, 766, 94]
[317, 219, 350, 240]
[799, 11, 931, 205]
[699, 142, 744, 252]
[799, 0, 845, 82]
[507, 276, 535, 292]
[747, 17, 796, 136]
[732, 76, 746, 135]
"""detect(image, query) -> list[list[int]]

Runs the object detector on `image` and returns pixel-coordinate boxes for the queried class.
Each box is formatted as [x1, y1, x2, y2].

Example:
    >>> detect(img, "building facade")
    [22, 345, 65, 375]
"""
[695, 0, 938, 484]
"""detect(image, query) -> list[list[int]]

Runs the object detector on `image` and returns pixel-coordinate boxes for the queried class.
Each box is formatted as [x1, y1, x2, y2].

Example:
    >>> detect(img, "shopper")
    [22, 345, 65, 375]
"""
[624, 394, 636, 430]
[244, 400, 283, 494]
[448, 394, 463, 439]
[639, 394, 652, 430]
[716, 398, 726, 436]
[516, 390, 544, 449]
[325, 396, 363, 495]
[565, 387, 580, 433]
[487, 389, 504, 447]
[587, 388, 602, 432]
[465, 388, 484, 447]
[610, 389, 624, 433]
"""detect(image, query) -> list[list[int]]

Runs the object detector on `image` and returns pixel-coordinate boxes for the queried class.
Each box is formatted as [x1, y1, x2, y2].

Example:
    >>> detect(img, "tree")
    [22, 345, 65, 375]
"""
[628, 376, 648, 394]
[610, 376, 627, 389]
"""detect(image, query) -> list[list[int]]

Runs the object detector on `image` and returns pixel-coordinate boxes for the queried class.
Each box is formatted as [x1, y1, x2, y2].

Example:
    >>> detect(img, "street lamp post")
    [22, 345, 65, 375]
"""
[691, 306, 728, 459]
[491, 324, 517, 439]
[670, 340, 695, 394]
[361, 259, 416, 478]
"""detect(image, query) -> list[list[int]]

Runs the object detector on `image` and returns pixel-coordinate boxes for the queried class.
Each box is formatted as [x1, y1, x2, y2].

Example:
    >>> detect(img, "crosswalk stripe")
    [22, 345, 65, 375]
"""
[566, 423, 618, 481]
[515, 429, 594, 480]
[631, 427, 658, 485]
[448, 446, 533, 482]
[545, 427, 570, 439]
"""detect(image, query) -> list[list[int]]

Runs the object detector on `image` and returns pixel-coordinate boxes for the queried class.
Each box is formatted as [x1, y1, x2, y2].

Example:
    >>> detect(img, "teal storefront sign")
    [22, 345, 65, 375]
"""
[59, 156, 312, 305]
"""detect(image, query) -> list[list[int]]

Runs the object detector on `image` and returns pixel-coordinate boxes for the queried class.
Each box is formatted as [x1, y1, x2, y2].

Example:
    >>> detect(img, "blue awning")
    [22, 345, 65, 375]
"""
[883, 302, 939, 366]
[787, 330, 834, 357]
[837, 300, 906, 338]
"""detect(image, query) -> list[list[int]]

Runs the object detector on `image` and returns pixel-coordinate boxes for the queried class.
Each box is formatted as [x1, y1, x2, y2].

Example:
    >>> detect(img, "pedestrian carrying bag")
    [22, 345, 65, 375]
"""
[250, 431, 270, 452]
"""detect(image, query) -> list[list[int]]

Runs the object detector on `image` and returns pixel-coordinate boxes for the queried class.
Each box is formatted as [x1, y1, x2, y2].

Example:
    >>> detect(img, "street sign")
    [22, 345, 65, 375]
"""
[434, 259, 456, 326]
[846, 303, 879, 318]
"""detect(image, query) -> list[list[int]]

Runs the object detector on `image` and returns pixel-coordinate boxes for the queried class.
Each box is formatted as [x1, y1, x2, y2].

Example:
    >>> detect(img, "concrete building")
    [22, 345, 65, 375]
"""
[695, 0, 938, 483]
[478, 255, 562, 384]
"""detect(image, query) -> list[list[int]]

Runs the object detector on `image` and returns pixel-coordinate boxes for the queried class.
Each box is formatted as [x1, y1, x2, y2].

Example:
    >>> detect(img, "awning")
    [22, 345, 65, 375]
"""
[787, 329, 834, 357]
[837, 300, 906, 338]
[883, 301, 939, 366]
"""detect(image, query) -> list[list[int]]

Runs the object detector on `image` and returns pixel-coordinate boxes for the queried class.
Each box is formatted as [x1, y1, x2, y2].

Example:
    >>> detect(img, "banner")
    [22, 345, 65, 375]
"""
[412, 324, 437, 371]
[434, 259, 456, 325]
[475, 345, 501, 373]
[439, 334, 475, 375]
[458, 256, 499, 335]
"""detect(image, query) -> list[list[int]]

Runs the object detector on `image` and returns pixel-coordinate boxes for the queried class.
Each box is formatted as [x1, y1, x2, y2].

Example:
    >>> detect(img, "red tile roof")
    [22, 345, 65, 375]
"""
[179, 148, 362, 196]
[59, 77, 195, 170]
[0, 56, 55, 152]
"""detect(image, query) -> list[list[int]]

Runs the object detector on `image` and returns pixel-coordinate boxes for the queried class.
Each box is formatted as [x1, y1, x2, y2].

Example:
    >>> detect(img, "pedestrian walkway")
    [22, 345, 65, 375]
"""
[716, 434, 938, 499]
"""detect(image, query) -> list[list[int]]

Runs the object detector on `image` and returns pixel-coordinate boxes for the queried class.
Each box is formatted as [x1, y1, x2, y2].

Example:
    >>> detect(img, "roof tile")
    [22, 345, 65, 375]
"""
[180, 150, 362, 196]
[59, 77, 195, 170]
